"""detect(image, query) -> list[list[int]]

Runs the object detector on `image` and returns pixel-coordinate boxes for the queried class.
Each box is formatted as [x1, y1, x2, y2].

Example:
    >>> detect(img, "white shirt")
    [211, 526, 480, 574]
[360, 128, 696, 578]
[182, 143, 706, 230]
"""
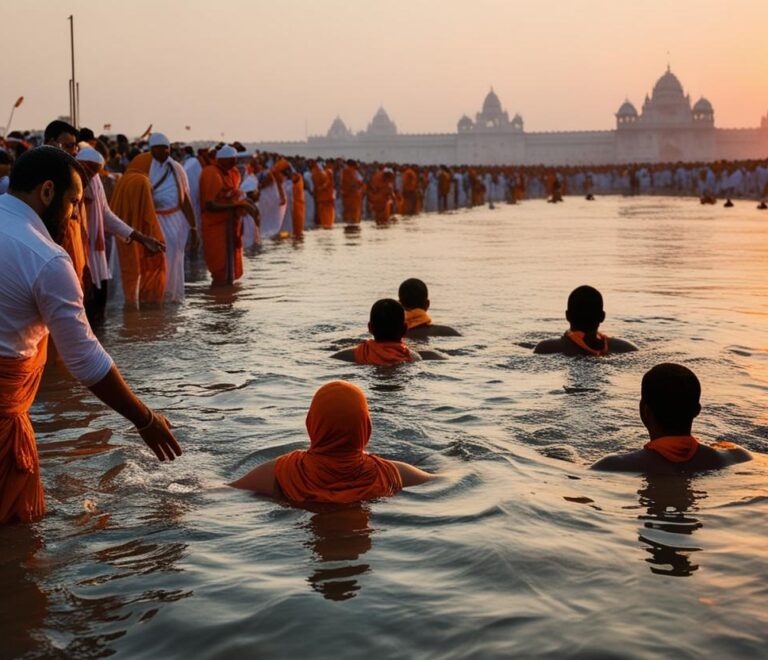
[0, 195, 113, 385]
[149, 157, 190, 212]
[0, 175, 9, 195]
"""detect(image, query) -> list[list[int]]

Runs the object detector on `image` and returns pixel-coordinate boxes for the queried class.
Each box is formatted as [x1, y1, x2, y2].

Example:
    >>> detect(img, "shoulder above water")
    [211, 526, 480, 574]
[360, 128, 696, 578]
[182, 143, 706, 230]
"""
[533, 336, 638, 355]
[590, 444, 753, 474]
[406, 324, 462, 339]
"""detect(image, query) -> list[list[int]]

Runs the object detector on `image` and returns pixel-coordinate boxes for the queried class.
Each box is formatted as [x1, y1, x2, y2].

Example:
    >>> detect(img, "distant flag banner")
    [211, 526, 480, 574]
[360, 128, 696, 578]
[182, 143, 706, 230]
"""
[14, 96, 24, 108]
[103, 123, 111, 131]
[140, 123, 153, 139]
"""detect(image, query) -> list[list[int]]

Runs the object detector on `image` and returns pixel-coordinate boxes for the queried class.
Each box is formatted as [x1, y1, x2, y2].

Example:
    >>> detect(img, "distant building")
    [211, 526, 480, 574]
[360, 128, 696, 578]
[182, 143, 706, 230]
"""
[252, 69, 768, 165]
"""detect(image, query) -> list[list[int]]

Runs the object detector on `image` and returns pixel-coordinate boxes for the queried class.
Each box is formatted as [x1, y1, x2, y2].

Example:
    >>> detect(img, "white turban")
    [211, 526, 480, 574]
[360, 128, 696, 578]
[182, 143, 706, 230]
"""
[76, 147, 105, 166]
[216, 145, 238, 159]
[148, 132, 170, 147]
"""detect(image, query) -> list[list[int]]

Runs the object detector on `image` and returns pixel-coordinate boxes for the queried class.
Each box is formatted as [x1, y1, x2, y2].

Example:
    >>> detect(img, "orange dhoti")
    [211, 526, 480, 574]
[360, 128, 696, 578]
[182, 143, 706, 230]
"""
[0, 340, 48, 524]
[200, 164, 244, 285]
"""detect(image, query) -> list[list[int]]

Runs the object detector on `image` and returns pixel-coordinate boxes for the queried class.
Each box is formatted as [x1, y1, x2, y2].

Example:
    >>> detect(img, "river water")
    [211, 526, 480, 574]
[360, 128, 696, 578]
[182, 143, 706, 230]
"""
[3, 196, 768, 658]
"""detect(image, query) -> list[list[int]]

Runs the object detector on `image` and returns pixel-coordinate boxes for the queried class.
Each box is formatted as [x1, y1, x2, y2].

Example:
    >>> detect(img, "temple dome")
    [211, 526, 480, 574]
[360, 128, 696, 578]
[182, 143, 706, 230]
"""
[652, 68, 685, 100]
[616, 100, 638, 117]
[367, 107, 397, 136]
[692, 97, 713, 114]
[327, 116, 352, 139]
[457, 114, 474, 132]
[482, 89, 502, 116]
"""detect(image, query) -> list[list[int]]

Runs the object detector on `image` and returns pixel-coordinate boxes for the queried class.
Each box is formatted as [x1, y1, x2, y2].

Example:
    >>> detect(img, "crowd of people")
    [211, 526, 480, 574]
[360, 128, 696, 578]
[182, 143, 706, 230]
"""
[0, 119, 760, 525]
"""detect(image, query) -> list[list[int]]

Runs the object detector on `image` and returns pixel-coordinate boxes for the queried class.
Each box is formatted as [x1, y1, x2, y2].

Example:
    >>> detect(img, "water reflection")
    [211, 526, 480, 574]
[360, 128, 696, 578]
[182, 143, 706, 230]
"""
[301, 504, 373, 601]
[637, 475, 705, 577]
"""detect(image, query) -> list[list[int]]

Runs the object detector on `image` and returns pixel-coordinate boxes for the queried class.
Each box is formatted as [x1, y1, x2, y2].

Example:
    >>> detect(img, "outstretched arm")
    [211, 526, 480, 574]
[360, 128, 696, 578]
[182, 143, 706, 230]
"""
[390, 461, 434, 487]
[229, 459, 279, 495]
[331, 348, 357, 362]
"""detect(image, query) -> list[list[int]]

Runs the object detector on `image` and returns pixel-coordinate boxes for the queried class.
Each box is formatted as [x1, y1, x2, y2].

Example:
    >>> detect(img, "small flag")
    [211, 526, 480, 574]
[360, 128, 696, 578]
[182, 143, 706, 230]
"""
[185, 125, 191, 131]
[14, 96, 24, 108]
[103, 123, 111, 131]
[140, 123, 153, 139]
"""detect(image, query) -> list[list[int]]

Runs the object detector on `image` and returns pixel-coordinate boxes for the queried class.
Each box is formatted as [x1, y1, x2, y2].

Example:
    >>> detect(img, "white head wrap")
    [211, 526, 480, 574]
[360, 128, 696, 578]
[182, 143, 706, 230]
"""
[76, 147, 105, 166]
[216, 145, 238, 159]
[148, 132, 171, 147]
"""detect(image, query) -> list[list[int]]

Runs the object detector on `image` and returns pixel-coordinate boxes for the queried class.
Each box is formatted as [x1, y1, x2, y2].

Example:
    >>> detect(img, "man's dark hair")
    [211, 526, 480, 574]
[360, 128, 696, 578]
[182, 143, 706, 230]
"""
[398, 278, 429, 310]
[567, 285, 604, 330]
[369, 299, 406, 342]
[9, 146, 83, 194]
[44, 120, 77, 144]
[0, 150, 13, 166]
[641, 363, 701, 434]
[77, 127, 95, 142]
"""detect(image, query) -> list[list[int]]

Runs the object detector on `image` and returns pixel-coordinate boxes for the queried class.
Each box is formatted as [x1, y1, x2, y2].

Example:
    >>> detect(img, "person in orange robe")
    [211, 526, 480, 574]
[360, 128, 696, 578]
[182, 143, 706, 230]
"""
[310, 160, 335, 228]
[367, 168, 396, 224]
[199, 145, 257, 285]
[591, 363, 752, 473]
[229, 380, 433, 501]
[110, 157, 169, 304]
[331, 299, 444, 364]
[401, 165, 419, 215]
[534, 285, 638, 356]
[289, 170, 305, 238]
[437, 166, 452, 212]
[340, 159, 365, 223]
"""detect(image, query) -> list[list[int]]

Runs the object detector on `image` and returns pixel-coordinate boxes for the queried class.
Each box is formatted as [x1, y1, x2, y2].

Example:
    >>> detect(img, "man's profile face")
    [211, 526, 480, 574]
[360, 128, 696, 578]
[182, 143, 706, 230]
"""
[52, 131, 79, 156]
[41, 170, 84, 243]
[151, 145, 170, 163]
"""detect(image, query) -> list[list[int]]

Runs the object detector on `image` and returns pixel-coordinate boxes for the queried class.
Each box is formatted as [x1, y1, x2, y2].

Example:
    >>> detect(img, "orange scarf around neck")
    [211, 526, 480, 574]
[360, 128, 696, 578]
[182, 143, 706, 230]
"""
[565, 330, 609, 356]
[404, 308, 432, 330]
[644, 435, 700, 462]
[353, 340, 416, 366]
[274, 381, 402, 503]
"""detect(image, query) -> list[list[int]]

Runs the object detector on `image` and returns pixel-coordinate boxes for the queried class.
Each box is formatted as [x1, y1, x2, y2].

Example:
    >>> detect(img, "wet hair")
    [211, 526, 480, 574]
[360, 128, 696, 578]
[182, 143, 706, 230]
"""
[44, 120, 77, 144]
[641, 363, 701, 434]
[567, 285, 604, 330]
[369, 299, 406, 342]
[398, 278, 428, 309]
[9, 146, 83, 195]
[77, 127, 95, 142]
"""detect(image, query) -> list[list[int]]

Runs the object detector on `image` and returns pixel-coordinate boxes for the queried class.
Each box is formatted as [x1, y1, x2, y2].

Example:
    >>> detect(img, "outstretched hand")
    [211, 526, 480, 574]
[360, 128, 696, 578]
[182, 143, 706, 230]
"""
[136, 232, 166, 254]
[137, 411, 182, 461]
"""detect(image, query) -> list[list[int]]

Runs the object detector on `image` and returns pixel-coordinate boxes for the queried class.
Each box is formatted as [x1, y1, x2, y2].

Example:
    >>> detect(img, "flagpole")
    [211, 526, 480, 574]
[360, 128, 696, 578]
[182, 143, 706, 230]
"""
[3, 97, 24, 138]
[69, 15, 77, 127]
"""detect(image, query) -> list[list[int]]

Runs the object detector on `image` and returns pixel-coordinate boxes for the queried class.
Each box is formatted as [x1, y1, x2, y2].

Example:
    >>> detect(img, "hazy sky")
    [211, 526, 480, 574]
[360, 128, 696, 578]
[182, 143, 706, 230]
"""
[3, 0, 767, 141]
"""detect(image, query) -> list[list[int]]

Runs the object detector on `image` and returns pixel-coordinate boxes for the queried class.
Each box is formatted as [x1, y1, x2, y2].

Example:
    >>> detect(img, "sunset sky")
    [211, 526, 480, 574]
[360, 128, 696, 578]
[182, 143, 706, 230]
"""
[3, 0, 767, 141]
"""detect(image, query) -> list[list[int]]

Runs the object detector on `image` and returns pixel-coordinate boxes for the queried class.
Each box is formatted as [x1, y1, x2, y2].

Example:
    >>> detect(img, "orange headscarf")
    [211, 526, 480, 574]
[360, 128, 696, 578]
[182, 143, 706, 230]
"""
[353, 340, 417, 366]
[0, 339, 48, 524]
[565, 331, 609, 357]
[274, 381, 402, 503]
[404, 308, 432, 330]
[644, 435, 700, 462]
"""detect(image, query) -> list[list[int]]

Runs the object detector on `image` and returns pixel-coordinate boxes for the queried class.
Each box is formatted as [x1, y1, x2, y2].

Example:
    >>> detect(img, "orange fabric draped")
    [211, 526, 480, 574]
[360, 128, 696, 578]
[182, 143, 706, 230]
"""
[312, 165, 335, 228]
[199, 164, 243, 285]
[367, 171, 393, 224]
[404, 308, 432, 330]
[401, 168, 418, 215]
[438, 171, 452, 196]
[274, 381, 402, 503]
[565, 331, 609, 357]
[644, 435, 700, 462]
[353, 340, 416, 366]
[290, 173, 305, 237]
[341, 165, 364, 223]
[60, 206, 89, 290]
[110, 155, 167, 304]
[0, 339, 48, 524]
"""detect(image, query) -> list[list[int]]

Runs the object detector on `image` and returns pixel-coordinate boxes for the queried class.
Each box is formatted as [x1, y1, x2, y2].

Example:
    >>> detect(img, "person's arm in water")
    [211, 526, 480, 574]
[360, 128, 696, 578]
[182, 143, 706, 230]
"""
[406, 324, 462, 339]
[416, 349, 447, 360]
[331, 348, 356, 362]
[390, 461, 434, 487]
[607, 337, 639, 353]
[229, 459, 278, 495]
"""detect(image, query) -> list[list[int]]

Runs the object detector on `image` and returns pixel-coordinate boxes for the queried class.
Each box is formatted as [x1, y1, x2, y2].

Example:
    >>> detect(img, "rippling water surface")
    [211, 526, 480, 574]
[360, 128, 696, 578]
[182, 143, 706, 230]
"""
[4, 197, 768, 658]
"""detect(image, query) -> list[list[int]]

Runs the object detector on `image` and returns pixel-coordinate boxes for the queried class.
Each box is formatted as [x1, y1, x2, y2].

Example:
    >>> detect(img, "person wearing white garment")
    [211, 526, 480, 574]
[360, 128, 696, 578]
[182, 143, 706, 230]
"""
[239, 173, 261, 249]
[256, 170, 287, 239]
[75, 148, 165, 325]
[183, 147, 211, 236]
[147, 133, 197, 302]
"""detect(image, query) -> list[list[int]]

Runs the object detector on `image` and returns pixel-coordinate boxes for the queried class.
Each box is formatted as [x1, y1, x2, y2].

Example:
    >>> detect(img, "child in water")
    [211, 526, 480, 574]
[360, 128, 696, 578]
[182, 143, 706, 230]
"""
[398, 278, 461, 339]
[591, 363, 752, 474]
[534, 285, 637, 356]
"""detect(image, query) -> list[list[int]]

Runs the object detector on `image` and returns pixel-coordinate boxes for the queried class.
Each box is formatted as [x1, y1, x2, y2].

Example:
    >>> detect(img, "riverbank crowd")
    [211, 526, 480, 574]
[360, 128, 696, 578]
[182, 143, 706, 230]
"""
[0, 119, 761, 523]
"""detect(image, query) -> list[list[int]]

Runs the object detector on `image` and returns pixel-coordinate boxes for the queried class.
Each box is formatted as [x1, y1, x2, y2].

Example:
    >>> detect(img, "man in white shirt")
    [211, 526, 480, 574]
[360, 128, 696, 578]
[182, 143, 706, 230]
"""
[0, 146, 181, 525]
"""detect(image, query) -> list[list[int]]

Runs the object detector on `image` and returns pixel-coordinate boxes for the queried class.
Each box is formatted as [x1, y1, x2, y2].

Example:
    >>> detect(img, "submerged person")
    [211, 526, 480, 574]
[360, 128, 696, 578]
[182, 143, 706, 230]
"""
[591, 363, 752, 473]
[229, 380, 433, 501]
[0, 147, 181, 524]
[534, 285, 637, 356]
[332, 299, 445, 365]
[398, 278, 461, 338]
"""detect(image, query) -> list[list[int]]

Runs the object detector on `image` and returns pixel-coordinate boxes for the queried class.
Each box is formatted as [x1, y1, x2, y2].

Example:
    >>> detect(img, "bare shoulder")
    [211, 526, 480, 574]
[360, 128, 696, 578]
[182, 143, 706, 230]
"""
[407, 325, 461, 338]
[699, 443, 753, 469]
[389, 460, 434, 487]
[590, 449, 657, 472]
[331, 348, 356, 362]
[534, 338, 568, 355]
[608, 337, 639, 353]
[228, 458, 279, 496]
[417, 349, 447, 360]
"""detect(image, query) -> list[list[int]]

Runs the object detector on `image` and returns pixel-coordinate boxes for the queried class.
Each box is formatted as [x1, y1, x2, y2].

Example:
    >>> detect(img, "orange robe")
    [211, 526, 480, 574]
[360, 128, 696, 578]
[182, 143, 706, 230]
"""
[110, 154, 167, 304]
[340, 165, 364, 223]
[367, 171, 394, 224]
[290, 173, 305, 237]
[274, 381, 402, 503]
[644, 436, 699, 462]
[312, 165, 335, 228]
[404, 308, 432, 330]
[0, 339, 48, 524]
[353, 340, 417, 365]
[565, 331, 609, 356]
[60, 202, 89, 290]
[401, 168, 418, 215]
[199, 164, 243, 285]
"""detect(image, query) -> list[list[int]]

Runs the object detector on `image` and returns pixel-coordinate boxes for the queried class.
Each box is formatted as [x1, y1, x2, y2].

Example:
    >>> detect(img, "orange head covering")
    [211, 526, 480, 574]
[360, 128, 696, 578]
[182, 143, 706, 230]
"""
[644, 435, 699, 462]
[565, 331, 609, 357]
[353, 340, 417, 366]
[274, 382, 402, 503]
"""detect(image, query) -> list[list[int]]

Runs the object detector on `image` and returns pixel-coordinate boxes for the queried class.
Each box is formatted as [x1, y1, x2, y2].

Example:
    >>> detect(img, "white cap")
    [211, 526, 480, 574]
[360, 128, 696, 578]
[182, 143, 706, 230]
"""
[148, 132, 170, 147]
[240, 175, 259, 193]
[216, 145, 238, 159]
[76, 147, 105, 166]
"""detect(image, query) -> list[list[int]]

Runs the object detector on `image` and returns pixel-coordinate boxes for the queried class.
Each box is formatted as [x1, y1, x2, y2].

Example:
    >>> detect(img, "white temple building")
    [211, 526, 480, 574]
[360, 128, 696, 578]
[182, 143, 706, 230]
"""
[252, 69, 768, 165]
